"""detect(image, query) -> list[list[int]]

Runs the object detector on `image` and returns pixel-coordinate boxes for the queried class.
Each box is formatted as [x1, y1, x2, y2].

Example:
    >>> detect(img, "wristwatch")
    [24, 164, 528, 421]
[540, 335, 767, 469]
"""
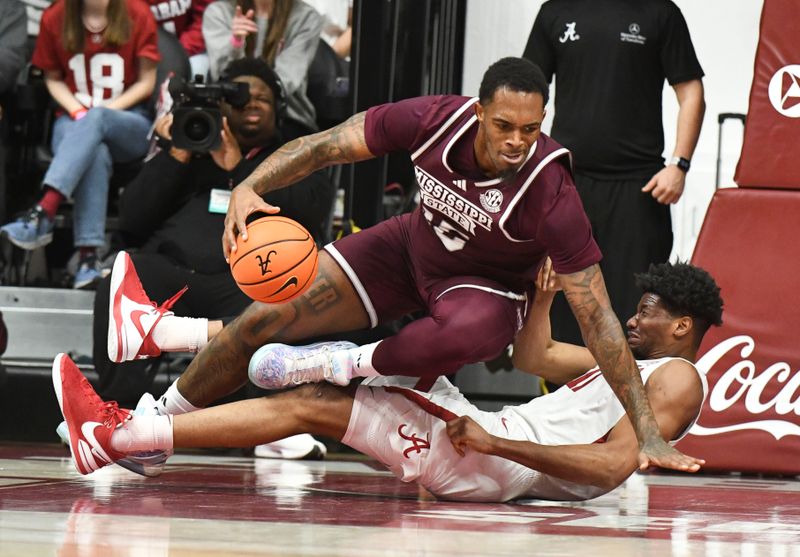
[670, 156, 691, 173]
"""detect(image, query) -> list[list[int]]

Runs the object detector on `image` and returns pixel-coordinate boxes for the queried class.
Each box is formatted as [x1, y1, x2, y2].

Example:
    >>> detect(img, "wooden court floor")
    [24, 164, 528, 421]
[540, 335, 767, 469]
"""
[1, 443, 799, 556]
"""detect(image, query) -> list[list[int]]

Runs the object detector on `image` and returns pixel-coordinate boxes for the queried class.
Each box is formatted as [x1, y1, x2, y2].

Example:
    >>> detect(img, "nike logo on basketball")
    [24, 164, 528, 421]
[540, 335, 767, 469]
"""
[271, 276, 298, 295]
[78, 421, 113, 471]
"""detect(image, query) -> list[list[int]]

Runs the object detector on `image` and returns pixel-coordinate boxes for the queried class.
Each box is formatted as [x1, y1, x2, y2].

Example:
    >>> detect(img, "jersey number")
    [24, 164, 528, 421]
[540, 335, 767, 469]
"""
[68, 53, 125, 107]
[423, 208, 468, 252]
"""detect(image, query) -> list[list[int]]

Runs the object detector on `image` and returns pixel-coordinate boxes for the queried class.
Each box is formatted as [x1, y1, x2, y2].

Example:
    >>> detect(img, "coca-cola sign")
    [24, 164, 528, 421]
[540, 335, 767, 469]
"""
[692, 335, 800, 440]
[677, 332, 800, 474]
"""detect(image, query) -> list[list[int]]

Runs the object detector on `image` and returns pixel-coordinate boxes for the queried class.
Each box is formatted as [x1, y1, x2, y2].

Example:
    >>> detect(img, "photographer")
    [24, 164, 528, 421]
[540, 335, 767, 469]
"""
[92, 57, 335, 407]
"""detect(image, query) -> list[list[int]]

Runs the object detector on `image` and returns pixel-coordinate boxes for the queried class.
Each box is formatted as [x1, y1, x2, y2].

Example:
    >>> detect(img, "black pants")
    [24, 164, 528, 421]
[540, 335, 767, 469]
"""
[549, 173, 673, 349]
[93, 252, 253, 404]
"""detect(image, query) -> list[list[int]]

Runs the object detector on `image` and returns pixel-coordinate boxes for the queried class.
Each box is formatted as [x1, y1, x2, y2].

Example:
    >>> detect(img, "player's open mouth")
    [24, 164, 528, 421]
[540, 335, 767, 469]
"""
[245, 114, 261, 123]
[500, 152, 525, 164]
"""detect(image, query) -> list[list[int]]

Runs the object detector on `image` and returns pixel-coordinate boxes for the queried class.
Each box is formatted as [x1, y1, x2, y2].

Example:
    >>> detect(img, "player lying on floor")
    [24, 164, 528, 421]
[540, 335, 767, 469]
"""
[52, 261, 722, 502]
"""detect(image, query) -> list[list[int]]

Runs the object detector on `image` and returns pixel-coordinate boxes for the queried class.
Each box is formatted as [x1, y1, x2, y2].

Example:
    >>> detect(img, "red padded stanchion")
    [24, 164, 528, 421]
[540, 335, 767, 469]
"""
[735, 0, 800, 189]
[676, 188, 800, 474]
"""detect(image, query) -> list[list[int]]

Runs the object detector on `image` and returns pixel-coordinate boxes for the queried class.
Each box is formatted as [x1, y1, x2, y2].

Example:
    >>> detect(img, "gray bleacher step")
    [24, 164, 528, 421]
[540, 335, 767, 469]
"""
[0, 286, 94, 364]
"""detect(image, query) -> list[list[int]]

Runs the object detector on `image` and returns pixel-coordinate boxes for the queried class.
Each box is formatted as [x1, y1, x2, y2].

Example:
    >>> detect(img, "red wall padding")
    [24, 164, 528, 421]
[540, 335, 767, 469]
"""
[735, 0, 800, 189]
[676, 188, 800, 473]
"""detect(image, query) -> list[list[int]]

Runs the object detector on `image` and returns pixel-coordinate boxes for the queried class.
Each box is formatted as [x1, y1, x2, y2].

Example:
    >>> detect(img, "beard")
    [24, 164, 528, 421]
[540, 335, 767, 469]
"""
[630, 345, 647, 360]
[238, 124, 262, 138]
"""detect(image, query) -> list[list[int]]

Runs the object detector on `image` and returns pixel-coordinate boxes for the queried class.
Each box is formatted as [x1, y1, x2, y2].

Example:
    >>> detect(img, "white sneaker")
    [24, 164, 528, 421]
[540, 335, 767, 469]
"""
[254, 434, 327, 460]
[115, 393, 172, 477]
[248, 341, 357, 389]
[107, 251, 187, 363]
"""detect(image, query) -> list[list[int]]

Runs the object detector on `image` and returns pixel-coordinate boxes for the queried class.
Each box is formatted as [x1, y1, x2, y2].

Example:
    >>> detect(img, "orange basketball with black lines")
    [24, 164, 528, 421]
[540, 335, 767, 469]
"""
[229, 216, 318, 304]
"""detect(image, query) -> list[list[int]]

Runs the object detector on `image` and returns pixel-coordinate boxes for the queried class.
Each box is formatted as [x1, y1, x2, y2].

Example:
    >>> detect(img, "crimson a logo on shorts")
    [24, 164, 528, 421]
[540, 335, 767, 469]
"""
[398, 424, 431, 458]
[768, 65, 800, 118]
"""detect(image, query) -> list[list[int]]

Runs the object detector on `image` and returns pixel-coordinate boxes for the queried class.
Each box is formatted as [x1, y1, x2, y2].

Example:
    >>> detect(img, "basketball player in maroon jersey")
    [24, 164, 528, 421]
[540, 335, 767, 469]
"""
[53, 261, 722, 501]
[100, 56, 703, 474]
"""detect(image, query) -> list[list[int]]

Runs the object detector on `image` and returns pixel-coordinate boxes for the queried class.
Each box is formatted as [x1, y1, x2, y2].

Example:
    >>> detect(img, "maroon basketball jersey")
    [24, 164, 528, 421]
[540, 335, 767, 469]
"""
[366, 95, 600, 294]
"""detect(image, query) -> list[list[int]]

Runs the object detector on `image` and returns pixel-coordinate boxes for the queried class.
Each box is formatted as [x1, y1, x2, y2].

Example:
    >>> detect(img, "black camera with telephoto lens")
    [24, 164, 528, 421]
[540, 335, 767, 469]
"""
[169, 76, 250, 152]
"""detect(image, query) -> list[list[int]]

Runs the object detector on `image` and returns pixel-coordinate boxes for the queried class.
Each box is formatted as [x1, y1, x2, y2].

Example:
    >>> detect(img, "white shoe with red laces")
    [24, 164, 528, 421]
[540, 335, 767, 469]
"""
[52, 353, 131, 475]
[107, 251, 187, 363]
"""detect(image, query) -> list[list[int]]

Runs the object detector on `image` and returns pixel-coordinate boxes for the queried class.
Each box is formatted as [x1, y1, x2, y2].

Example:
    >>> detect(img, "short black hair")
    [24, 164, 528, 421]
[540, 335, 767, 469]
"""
[478, 57, 549, 105]
[221, 57, 285, 118]
[635, 261, 724, 337]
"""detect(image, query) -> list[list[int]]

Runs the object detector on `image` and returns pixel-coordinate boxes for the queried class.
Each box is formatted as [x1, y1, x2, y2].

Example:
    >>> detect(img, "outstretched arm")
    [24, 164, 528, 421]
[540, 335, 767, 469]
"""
[447, 359, 705, 489]
[512, 260, 596, 384]
[559, 263, 703, 472]
[223, 112, 375, 257]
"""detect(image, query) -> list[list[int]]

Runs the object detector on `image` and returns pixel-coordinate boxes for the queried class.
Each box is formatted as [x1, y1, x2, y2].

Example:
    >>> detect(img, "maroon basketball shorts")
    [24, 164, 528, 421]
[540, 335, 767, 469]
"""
[324, 215, 527, 329]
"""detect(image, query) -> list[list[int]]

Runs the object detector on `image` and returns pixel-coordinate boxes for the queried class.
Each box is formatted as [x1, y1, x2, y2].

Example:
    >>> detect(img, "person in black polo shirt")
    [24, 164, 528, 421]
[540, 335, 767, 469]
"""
[523, 0, 705, 358]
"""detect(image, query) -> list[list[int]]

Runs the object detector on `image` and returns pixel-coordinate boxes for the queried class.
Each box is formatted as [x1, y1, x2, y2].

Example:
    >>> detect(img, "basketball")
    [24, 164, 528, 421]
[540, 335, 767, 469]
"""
[229, 216, 318, 304]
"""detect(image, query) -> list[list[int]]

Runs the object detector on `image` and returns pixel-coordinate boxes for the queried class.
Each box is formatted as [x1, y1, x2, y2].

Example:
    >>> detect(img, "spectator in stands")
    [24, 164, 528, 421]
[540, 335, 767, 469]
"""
[0, 0, 159, 289]
[19, 0, 53, 39]
[145, 0, 214, 79]
[203, 0, 322, 139]
[0, 0, 29, 224]
[93, 57, 334, 407]
[304, 0, 350, 59]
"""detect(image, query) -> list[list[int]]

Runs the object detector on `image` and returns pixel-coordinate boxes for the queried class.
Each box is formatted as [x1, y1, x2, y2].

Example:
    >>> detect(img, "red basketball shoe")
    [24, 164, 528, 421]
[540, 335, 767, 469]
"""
[107, 251, 187, 363]
[52, 353, 131, 475]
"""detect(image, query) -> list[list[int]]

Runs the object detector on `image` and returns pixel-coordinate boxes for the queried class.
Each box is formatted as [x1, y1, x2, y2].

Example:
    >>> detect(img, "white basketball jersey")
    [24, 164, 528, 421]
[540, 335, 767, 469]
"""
[503, 357, 708, 500]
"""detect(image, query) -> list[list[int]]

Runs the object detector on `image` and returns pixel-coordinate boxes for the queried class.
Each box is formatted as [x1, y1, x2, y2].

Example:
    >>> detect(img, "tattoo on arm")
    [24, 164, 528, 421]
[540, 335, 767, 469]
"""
[245, 266, 345, 340]
[248, 306, 297, 339]
[305, 278, 341, 314]
[245, 112, 372, 194]
[563, 265, 660, 445]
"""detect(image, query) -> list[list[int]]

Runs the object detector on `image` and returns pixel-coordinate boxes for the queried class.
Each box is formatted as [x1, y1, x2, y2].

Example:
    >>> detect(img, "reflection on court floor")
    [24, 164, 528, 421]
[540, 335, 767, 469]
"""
[1, 444, 799, 556]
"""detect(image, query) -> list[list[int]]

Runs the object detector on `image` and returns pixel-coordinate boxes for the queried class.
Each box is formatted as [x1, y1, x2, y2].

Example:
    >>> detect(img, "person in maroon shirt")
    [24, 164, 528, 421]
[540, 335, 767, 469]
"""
[94, 57, 703, 476]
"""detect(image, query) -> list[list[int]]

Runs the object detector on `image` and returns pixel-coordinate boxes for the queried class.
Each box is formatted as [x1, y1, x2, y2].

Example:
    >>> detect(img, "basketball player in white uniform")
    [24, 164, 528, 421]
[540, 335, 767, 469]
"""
[53, 261, 723, 502]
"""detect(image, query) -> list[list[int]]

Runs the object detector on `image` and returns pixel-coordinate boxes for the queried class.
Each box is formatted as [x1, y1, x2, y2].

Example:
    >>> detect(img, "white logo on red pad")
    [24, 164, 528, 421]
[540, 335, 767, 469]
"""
[768, 65, 800, 118]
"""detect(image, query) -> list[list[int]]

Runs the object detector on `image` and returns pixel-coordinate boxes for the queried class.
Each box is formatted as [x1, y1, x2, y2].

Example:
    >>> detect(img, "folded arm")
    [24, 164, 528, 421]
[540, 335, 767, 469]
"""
[103, 57, 157, 111]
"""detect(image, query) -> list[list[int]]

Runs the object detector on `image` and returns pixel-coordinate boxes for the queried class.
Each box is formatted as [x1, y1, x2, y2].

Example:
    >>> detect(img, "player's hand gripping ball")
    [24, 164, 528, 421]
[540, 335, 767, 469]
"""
[229, 216, 318, 303]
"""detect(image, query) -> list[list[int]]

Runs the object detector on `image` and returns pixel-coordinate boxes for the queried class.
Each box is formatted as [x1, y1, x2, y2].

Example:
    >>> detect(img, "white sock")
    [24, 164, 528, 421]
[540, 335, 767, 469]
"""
[151, 315, 209, 353]
[159, 378, 202, 415]
[110, 415, 174, 453]
[347, 341, 381, 378]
